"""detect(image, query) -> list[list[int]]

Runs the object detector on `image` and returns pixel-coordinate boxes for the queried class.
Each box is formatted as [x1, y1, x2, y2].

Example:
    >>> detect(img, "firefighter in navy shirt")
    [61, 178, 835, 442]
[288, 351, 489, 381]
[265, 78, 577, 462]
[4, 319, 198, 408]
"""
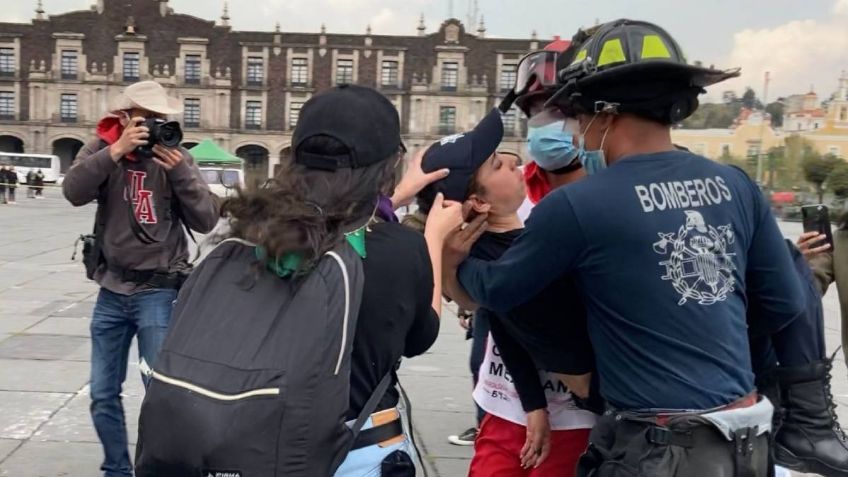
[435, 20, 805, 476]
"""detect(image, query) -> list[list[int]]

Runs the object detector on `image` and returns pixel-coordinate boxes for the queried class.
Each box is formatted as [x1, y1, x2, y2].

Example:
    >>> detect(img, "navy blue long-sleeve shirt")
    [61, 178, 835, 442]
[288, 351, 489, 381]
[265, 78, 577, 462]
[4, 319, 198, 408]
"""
[458, 150, 805, 411]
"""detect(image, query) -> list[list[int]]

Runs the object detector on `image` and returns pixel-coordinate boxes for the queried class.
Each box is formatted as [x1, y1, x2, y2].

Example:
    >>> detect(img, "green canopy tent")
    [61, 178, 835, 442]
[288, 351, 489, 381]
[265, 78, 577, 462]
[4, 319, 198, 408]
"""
[188, 139, 242, 166]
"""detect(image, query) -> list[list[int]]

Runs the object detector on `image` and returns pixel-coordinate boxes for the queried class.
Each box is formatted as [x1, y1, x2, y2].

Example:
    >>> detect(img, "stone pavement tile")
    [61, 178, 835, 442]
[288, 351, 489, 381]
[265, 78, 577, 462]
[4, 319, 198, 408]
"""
[0, 391, 72, 439]
[0, 359, 89, 393]
[0, 315, 44, 334]
[0, 287, 64, 302]
[0, 300, 52, 316]
[34, 389, 142, 446]
[40, 300, 95, 319]
[400, 350, 473, 377]
[411, 408, 476, 460]
[0, 274, 46, 291]
[0, 335, 89, 362]
[429, 456, 471, 477]
[21, 277, 97, 294]
[0, 439, 21, 463]
[0, 441, 106, 477]
[25, 317, 90, 337]
[398, 375, 475, 413]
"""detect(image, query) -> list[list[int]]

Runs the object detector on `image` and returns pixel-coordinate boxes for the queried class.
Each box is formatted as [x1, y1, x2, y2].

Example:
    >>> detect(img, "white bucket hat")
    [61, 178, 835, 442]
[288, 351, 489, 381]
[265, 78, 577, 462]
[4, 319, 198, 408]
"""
[108, 80, 182, 115]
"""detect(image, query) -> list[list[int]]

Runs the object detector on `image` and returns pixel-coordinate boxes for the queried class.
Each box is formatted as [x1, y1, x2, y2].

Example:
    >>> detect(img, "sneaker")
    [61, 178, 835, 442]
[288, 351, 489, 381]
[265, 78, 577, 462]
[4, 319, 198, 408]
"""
[447, 427, 478, 446]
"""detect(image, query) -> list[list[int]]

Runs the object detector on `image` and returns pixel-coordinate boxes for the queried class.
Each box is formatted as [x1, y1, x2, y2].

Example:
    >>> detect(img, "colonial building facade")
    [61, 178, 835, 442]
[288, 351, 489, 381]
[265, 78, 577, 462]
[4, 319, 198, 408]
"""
[0, 0, 541, 185]
[672, 72, 848, 165]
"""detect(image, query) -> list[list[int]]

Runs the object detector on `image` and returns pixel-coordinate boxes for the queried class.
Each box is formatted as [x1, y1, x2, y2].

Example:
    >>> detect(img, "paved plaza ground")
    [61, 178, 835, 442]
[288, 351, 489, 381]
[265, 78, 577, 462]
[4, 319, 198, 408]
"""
[0, 188, 845, 476]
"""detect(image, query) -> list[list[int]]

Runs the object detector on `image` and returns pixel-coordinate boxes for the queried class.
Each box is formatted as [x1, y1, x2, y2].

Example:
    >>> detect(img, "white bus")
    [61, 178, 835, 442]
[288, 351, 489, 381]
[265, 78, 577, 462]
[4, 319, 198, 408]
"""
[0, 152, 62, 183]
[199, 166, 244, 198]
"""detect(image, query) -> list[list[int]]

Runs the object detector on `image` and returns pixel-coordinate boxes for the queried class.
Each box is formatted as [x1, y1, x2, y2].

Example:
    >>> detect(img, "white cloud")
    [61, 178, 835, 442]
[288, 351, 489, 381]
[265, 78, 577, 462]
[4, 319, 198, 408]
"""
[712, 1, 848, 100]
[834, 0, 848, 14]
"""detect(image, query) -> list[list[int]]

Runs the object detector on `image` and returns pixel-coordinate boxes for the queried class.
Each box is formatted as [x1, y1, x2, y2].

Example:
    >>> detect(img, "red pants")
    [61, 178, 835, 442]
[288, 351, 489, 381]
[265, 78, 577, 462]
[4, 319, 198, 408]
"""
[469, 414, 590, 477]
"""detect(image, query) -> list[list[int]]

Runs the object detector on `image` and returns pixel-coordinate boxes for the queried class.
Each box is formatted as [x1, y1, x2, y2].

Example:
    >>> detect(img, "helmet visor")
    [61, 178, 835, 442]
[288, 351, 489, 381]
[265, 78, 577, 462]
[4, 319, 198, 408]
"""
[527, 107, 566, 128]
[514, 50, 559, 96]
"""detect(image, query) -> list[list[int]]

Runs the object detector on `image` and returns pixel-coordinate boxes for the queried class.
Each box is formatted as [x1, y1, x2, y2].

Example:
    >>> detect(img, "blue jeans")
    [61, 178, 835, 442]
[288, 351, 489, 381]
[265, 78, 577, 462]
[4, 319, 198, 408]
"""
[89, 288, 177, 477]
[334, 415, 416, 477]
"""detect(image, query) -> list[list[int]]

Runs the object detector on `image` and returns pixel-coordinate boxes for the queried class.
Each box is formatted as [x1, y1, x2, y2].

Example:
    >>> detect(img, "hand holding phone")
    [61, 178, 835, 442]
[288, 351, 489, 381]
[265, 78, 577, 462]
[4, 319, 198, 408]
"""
[801, 204, 834, 252]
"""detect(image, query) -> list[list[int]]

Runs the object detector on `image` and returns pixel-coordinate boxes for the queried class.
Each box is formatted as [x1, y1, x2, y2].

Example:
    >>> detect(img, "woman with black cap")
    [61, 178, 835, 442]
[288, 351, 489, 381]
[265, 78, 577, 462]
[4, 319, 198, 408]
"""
[135, 84, 461, 476]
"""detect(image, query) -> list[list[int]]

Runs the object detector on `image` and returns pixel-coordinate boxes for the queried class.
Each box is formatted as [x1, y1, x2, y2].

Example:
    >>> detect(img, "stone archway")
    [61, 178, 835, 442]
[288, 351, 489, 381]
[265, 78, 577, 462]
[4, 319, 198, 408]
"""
[0, 135, 24, 153]
[235, 144, 269, 189]
[51, 137, 85, 172]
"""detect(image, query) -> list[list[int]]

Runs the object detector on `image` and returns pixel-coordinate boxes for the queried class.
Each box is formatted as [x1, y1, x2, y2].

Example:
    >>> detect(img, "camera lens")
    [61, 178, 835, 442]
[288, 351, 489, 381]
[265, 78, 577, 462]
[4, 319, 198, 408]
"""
[158, 121, 183, 148]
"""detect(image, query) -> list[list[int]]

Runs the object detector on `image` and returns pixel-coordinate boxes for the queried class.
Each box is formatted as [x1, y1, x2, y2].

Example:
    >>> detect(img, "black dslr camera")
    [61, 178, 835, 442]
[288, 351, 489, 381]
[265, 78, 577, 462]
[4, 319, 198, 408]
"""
[136, 118, 183, 157]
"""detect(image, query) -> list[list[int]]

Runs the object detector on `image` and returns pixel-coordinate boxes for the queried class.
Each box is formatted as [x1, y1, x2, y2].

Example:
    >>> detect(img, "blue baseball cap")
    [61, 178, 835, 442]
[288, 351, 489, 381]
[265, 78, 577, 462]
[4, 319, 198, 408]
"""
[421, 108, 504, 201]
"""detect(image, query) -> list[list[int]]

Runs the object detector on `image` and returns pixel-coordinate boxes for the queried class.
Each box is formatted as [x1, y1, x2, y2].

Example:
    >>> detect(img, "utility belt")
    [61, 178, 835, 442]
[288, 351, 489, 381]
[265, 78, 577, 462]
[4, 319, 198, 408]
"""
[349, 408, 405, 451]
[577, 392, 774, 477]
[106, 264, 189, 289]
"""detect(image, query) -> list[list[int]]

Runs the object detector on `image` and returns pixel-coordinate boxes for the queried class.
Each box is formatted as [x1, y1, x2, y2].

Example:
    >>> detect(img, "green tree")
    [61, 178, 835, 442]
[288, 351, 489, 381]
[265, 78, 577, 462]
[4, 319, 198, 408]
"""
[741, 88, 764, 109]
[719, 152, 756, 178]
[765, 101, 784, 128]
[680, 102, 740, 129]
[829, 162, 848, 200]
[802, 152, 841, 203]
[766, 146, 787, 190]
[783, 135, 814, 189]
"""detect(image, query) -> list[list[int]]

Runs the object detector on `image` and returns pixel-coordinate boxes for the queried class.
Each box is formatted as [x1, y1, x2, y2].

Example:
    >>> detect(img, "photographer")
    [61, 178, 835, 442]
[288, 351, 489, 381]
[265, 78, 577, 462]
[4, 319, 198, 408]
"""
[62, 80, 218, 477]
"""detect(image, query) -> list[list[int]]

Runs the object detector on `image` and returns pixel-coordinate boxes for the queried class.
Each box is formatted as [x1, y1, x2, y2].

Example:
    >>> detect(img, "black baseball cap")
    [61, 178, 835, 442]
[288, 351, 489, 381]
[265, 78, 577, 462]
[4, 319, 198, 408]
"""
[293, 84, 402, 170]
[421, 108, 504, 201]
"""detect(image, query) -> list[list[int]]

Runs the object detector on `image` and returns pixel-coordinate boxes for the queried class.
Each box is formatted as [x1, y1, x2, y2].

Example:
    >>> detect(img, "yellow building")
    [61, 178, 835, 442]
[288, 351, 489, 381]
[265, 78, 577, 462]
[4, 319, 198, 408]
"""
[672, 71, 848, 161]
[671, 109, 784, 160]
[798, 72, 848, 158]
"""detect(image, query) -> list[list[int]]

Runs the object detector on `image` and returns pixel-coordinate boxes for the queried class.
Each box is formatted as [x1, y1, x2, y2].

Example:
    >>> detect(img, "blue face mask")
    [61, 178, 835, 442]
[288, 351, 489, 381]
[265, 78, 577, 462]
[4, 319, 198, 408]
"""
[577, 115, 609, 175]
[526, 120, 580, 171]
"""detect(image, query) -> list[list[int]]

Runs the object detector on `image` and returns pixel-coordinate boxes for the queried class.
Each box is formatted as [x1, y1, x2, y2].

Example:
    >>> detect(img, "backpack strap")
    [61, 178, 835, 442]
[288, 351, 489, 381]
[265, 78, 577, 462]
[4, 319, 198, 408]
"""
[350, 370, 395, 438]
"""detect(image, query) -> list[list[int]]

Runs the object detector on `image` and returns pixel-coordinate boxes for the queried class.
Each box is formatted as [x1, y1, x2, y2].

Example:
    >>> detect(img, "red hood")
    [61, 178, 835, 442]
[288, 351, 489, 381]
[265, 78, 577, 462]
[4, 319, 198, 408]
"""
[97, 116, 137, 161]
[523, 162, 551, 205]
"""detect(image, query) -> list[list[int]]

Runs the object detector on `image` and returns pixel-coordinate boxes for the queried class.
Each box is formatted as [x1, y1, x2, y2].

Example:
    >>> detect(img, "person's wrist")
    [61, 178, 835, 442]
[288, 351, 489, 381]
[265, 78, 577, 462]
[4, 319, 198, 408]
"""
[391, 185, 413, 208]
[424, 229, 444, 243]
[109, 143, 126, 162]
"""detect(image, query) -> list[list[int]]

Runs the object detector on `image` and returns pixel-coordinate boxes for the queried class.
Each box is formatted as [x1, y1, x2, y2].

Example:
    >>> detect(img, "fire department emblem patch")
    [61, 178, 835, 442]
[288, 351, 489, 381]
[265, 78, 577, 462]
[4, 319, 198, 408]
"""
[652, 210, 736, 306]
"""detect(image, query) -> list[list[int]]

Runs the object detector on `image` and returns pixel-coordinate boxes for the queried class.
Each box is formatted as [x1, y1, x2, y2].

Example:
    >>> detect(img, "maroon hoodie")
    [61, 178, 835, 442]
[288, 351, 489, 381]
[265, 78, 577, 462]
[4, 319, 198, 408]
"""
[63, 116, 219, 295]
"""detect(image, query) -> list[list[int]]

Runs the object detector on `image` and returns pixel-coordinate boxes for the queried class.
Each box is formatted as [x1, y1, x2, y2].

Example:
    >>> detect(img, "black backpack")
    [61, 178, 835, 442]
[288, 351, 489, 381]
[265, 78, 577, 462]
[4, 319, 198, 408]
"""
[135, 238, 381, 477]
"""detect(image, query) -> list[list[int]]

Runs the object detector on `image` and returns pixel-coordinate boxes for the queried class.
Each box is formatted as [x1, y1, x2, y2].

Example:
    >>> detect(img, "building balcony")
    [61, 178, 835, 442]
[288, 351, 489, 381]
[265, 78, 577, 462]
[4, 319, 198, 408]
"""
[436, 126, 456, 135]
[244, 123, 262, 130]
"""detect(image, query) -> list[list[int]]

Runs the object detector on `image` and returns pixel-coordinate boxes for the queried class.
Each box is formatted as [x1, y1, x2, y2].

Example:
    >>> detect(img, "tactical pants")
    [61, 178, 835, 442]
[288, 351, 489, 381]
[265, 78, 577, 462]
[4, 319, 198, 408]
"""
[576, 410, 770, 477]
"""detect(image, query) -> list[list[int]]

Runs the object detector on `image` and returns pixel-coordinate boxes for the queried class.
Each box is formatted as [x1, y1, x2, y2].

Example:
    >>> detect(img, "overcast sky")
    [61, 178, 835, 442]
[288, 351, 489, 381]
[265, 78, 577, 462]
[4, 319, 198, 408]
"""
[3, 0, 847, 102]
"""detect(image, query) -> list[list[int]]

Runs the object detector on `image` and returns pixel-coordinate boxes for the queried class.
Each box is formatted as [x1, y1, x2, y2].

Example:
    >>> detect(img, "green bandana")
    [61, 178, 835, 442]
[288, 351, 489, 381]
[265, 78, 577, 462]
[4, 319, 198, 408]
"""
[257, 225, 367, 278]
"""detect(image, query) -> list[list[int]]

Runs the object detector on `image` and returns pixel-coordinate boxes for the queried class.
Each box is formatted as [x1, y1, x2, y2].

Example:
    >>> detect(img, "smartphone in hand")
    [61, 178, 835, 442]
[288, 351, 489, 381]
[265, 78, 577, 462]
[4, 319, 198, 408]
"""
[801, 204, 834, 249]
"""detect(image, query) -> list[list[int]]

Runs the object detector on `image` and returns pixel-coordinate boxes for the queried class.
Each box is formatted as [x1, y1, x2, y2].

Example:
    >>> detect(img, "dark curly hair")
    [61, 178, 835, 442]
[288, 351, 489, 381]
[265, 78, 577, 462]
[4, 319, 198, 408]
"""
[220, 135, 399, 274]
